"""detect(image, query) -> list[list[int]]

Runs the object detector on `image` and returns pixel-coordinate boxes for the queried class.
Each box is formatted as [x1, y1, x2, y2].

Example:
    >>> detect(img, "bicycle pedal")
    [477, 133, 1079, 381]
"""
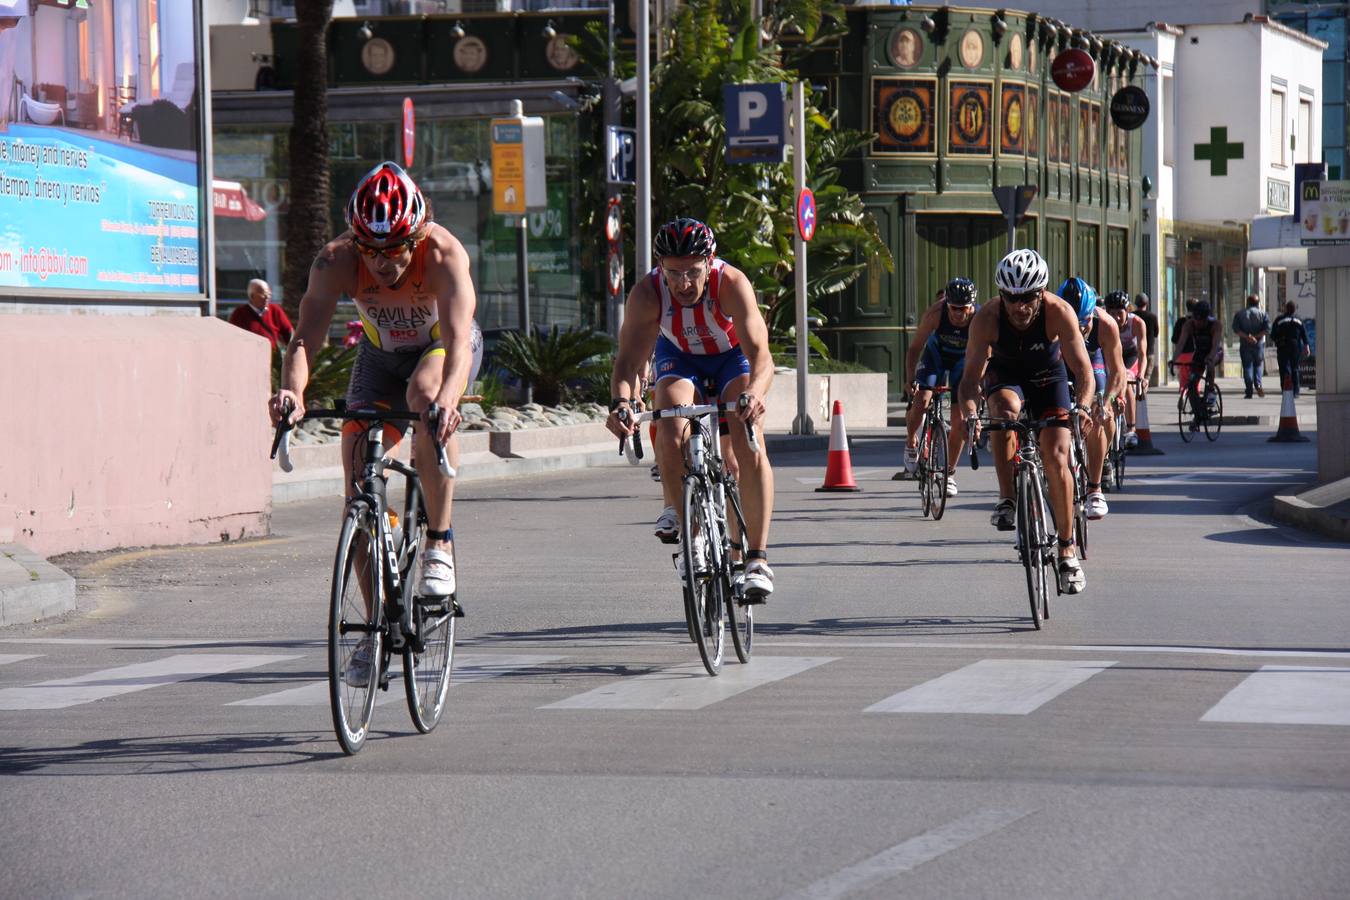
[452, 599, 464, 618]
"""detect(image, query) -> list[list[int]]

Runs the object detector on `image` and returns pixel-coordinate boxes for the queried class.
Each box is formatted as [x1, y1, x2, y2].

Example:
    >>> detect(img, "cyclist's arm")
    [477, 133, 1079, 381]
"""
[1134, 316, 1149, 388]
[957, 304, 996, 416]
[1048, 298, 1095, 409]
[718, 266, 774, 403]
[274, 239, 348, 423]
[1171, 319, 1192, 361]
[610, 276, 660, 405]
[1097, 313, 1127, 407]
[425, 228, 478, 421]
[905, 302, 941, 386]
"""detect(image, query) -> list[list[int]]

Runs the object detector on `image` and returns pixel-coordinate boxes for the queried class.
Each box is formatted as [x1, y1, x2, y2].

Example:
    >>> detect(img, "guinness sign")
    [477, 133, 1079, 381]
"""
[1109, 85, 1150, 131]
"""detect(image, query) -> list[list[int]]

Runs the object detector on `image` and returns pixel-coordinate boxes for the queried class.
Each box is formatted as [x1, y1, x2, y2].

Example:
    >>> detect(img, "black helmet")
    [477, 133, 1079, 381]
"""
[944, 277, 978, 306]
[653, 217, 717, 260]
[1104, 290, 1129, 310]
[1192, 300, 1211, 317]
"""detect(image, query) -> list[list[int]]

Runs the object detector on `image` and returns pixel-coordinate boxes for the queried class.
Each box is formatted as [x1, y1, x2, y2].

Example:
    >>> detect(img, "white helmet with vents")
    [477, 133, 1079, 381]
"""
[995, 249, 1049, 293]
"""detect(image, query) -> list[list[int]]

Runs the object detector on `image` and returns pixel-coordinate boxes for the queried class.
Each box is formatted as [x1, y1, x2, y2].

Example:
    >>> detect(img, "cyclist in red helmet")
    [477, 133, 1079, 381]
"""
[605, 217, 777, 602]
[269, 161, 482, 599]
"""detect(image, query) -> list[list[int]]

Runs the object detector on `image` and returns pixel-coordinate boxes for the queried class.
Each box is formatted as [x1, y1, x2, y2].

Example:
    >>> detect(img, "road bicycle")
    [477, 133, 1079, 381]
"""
[1170, 355, 1223, 443]
[620, 398, 759, 675]
[272, 402, 458, 754]
[1067, 407, 1090, 561]
[912, 385, 951, 520]
[1102, 387, 1130, 493]
[970, 414, 1076, 629]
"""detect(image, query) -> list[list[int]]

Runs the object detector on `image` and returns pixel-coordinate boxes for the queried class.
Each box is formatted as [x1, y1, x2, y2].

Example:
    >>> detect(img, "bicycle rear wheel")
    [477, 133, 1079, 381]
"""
[1204, 384, 1223, 441]
[928, 419, 949, 520]
[1071, 440, 1089, 561]
[1112, 414, 1127, 490]
[329, 503, 383, 755]
[1015, 468, 1044, 630]
[681, 478, 725, 675]
[725, 487, 753, 664]
[916, 420, 932, 517]
[1030, 469, 1054, 623]
[404, 542, 456, 733]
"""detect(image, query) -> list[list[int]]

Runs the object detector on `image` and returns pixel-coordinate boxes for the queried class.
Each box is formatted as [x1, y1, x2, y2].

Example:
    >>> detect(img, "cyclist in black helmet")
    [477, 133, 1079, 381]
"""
[901, 277, 979, 494]
[1170, 299, 1224, 430]
[606, 217, 777, 602]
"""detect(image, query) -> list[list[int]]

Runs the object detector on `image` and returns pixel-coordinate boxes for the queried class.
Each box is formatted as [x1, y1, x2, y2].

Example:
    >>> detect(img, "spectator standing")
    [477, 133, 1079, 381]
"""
[1133, 293, 1159, 383]
[1231, 294, 1271, 398]
[228, 279, 293, 350]
[1270, 301, 1310, 398]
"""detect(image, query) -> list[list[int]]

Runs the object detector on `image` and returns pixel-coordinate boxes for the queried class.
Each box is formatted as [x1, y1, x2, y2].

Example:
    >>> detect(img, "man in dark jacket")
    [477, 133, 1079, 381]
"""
[1133, 293, 1159, 383]
[1270, 301, 1310, 397]
[1231, 294, 1270, 398]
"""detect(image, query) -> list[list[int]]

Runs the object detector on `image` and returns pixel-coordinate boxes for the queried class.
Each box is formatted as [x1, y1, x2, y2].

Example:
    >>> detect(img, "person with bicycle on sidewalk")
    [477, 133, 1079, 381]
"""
[268, 161, 482, 600]
[1059, 277, 1127, 520]
[900, 277, 979, 495]
[958, 249, 1097, 594]
[605, 217, 776, 602]
[1104, 290, 1148, 447]
[1169, 299, 1224, 432]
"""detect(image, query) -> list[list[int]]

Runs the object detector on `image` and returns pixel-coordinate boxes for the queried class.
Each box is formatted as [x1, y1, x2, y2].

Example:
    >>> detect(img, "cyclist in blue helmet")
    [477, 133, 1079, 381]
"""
[1058, 276, 1099, 325]
[1060, 276, 1127, 520]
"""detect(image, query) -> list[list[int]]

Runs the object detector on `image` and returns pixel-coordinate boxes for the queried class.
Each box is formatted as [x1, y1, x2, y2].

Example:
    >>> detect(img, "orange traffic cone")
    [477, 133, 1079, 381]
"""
[1268, 372, 1310, 443]
[816, 400, 861, 492]
[1127, 393, 1164, 456]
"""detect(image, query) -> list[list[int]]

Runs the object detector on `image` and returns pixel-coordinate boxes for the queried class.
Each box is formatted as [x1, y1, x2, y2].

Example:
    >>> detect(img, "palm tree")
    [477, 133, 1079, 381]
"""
[281, 0, 334, 321]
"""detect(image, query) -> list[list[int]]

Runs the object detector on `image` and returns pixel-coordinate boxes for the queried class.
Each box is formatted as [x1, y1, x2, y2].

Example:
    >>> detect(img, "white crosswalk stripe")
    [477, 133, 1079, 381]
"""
[541, 656, 836, 711]
[0, 654, 302, 711]
[864, 659, 1118, 715]
[1200, 665, 1350, 726]
[229, 654, 565, 707]
[0, 654, 42, 668]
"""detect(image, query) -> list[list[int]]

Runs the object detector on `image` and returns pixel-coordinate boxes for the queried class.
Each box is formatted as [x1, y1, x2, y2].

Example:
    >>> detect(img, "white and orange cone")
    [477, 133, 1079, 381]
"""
[817, 400, 861, 492]
[1268, 372, 1310, 443]
[1127, 393, 1165, 455]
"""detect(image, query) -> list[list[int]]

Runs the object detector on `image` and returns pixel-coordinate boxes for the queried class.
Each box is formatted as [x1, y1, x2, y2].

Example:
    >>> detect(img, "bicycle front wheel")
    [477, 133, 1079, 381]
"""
[1015, 468, 1044, 630]
[916, 423, 932, 517]
[1030, 469, 1054, 623]
[329, 503, 383, 755]
[681, 477, 725, 675]
[929, 419, 949, 520]
[1178, 392, 1196, 443]
[1112, 415, 1127, 491]
[1204, 384, 1223, 441]
[404, 541, 456, 733]
[725, 487, 753, 665]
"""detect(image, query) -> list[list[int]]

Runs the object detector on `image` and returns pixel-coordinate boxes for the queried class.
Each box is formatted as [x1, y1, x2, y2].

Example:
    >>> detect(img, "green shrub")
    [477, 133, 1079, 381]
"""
[271, 343, 357, 407]
[494, 326, 615, 407]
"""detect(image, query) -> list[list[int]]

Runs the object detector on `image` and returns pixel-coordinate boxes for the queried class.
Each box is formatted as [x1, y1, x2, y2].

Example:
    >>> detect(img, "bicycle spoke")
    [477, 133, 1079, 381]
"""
[329, 505, 382, 755]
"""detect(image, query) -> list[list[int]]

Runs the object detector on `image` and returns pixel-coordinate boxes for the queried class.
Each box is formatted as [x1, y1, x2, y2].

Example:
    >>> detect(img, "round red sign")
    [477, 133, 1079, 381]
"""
[402, 97, 415, 168]
[1051, 49, 1095, 93]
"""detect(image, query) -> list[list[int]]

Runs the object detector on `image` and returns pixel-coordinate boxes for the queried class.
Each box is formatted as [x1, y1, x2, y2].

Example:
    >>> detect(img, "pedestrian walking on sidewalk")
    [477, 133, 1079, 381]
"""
[1232, 294, 1270, 399]
[1133, 293, 1159, 384]
[1271, 302, 1310, 398]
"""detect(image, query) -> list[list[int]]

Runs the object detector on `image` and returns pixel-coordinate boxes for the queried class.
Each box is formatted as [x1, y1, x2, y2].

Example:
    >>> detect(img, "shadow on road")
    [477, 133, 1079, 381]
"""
[0, 731, 338, 776]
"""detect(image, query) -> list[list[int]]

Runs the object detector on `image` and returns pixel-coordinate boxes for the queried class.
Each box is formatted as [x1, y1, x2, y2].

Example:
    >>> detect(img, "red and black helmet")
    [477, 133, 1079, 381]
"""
[345, 161, 427, 245]
[653, 217, 716, 260]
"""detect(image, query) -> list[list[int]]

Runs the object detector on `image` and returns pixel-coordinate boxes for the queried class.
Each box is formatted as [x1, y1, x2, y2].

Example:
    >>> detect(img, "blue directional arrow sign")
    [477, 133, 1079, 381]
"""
[797, 188, 817, 242]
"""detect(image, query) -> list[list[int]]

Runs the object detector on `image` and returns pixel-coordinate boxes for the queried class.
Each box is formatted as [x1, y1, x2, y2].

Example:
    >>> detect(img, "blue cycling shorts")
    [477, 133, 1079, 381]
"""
[653, 335, 751, 400]
[914, 344, 964, 390]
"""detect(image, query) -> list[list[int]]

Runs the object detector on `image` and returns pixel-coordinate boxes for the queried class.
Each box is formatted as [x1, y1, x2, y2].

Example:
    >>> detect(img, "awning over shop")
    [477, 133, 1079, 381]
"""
[212, 180, 266, 222]
[1248, 214, 1309, 269]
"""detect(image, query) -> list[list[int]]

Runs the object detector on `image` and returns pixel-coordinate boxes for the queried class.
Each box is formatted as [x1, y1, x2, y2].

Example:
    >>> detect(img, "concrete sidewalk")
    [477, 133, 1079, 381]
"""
[0, 544, 76, 628]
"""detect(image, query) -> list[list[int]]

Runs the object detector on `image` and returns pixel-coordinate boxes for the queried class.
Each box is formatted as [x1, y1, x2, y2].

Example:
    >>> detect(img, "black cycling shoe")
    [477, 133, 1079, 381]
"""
[990, 499, 1016, 531]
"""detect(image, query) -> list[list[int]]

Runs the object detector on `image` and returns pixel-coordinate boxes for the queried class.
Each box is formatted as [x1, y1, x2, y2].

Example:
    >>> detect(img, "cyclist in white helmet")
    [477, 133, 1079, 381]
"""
[958, 249, 1097, 594]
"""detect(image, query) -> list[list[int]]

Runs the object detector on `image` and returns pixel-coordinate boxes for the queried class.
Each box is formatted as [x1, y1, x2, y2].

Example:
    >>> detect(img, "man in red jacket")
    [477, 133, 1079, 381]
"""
[228, 279, 293, 349]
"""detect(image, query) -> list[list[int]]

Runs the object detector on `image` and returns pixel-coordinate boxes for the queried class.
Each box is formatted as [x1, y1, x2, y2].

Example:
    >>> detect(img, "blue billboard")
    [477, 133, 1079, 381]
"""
[0, 0, 206, 299]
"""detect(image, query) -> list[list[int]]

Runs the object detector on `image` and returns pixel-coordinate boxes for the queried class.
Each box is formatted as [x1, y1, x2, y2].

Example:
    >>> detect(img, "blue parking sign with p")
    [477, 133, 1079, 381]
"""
[606, 126, 636, 186]
[724, 83, 786, 165]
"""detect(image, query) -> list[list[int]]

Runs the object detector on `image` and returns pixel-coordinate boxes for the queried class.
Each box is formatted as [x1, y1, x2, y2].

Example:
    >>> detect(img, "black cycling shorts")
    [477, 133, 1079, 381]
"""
[983, 361, 1072, 420]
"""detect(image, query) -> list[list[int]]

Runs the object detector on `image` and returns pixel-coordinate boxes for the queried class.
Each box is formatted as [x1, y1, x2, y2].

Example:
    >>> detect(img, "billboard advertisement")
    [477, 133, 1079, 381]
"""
[0, 0, 207, 299]
[1299, 180, 1350, 246]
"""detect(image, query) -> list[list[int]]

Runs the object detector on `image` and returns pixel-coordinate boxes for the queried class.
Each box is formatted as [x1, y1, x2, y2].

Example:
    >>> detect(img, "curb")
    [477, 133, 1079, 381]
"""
[0, 543, 77, 628]
[1271, 476, 1350, 543]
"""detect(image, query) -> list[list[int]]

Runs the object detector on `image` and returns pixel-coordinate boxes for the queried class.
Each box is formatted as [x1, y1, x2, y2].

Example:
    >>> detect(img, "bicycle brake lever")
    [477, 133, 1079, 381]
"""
[271, 400, 296, 472]
[426, 403, 456, 479]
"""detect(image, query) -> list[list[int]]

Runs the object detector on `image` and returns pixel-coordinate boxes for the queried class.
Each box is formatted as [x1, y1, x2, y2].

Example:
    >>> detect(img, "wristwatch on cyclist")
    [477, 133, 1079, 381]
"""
[609, 397, 631, 412]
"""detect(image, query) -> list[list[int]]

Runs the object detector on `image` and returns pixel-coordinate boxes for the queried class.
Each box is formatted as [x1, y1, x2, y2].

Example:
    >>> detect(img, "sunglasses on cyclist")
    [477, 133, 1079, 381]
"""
[354, 238, 415, 260]
[660, 264, 708, 285]
[999, 289, 1040, 305]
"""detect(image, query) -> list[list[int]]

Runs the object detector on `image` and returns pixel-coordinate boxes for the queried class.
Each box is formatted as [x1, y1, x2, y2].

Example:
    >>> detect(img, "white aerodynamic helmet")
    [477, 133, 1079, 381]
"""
[995, 249, 1050, 293]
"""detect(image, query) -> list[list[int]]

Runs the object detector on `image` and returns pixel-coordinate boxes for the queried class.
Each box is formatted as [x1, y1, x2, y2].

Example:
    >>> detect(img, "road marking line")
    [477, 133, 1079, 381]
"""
[865, 659, 1116, 715]
[0, 637, 323, 648]
[777, 808, 1033, 900]
[762, 640, 1350, 661]
[229, 654, 565, 707]
[0, 654, 302, 711]
[794, 468, 895, 485]
[541, 656, 836, 711]
[1201, 665, 1350, 726]
[0, 654, 42, 667]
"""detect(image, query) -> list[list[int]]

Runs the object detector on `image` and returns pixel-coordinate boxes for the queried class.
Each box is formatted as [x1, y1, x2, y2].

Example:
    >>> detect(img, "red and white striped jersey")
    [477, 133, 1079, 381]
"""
[651, 259, 740, 355]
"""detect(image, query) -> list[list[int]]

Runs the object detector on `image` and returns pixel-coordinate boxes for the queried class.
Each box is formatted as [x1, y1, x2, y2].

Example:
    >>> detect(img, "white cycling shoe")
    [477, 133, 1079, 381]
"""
[343, 637, 376, 687]
[674, 539, 708, 580]
[1057, 555, 1086, 594]
[742, 559, 774, 604]
[903, 446, 919, 473]
[1085, 491, 1109, 520]
[420, 548, 456, 597]
[945, 476, 959, 497]
[654, 506, 679, 544]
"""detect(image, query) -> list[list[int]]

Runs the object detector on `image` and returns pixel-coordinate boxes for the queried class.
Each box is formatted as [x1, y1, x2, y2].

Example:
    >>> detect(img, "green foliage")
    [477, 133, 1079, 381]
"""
[270, 343, 357, 408]
[571, 0, 891, 352]
[494, 326, 615, 407]
[472, 370, 511, 414]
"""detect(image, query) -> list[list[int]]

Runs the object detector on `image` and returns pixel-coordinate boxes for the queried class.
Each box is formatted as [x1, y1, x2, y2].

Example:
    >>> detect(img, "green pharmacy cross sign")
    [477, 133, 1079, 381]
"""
[1195, 127, 1244, 176]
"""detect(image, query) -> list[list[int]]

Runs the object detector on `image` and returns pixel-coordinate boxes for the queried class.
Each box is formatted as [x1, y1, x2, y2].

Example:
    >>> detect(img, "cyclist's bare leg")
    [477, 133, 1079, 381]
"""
[988, 388, 1022, 500]
[1085, 410, 1108, 487]
[906, 389, 932, 450]
[1124, 387, 1137, 431]
[341, 429, 376, 616]
[947, 401, 967, 472]
[654, 377, 696, 512]
[722, 375, 772, 551]
[406, 353, 456, 553]
[1038, 424, 1076, 557]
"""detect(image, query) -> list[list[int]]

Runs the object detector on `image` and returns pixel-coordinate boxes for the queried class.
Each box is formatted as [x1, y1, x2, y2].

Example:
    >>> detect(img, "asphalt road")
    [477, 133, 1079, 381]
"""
[1, 421, 1347, 900]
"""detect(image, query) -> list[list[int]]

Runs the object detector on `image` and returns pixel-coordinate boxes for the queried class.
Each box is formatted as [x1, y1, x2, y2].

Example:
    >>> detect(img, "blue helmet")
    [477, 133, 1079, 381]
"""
[1058, 277, 1098, 324]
